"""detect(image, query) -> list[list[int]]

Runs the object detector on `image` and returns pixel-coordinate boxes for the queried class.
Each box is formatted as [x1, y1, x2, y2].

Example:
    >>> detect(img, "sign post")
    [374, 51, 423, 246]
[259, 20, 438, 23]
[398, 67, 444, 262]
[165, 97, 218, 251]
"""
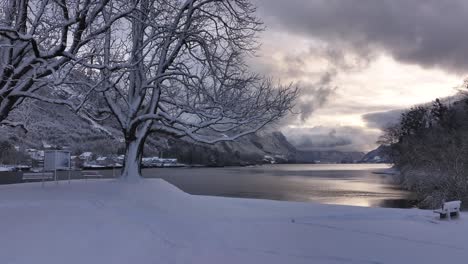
[44, 150, 71, 185]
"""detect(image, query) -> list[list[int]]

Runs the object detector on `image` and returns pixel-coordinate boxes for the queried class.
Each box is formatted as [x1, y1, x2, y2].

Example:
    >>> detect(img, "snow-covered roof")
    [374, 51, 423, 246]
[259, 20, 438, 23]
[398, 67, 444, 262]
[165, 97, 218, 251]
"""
[79, 152, 93, 158]
[42, 141, 53, 148]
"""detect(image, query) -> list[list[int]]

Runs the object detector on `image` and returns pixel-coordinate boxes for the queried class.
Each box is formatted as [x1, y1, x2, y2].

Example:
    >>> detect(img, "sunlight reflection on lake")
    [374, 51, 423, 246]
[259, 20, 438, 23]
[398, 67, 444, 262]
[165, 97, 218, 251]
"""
[143, 164, 416, 209]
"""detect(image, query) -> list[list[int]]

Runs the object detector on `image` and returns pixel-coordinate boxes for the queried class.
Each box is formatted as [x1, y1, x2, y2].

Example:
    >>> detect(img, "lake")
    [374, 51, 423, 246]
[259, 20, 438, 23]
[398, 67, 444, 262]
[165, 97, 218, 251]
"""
[142, 163, 415, 208]
[1, 164, 416, 208]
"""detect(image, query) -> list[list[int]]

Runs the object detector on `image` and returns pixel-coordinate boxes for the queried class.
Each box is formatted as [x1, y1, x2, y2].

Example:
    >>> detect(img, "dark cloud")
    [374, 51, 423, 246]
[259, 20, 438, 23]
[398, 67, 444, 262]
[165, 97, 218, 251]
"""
[250, 37, 382, 125]
[362, 93, 466, 129]
[363, 109, 404, 129]
[255, 0, 468, 74]
[297, 71, 338, 122]
[295, 129, 352, 149]
[321, 45, 376, 72]
[258, 46, 377, 124]
[284, 126, 380, 151]
[278, 45, 375, 78]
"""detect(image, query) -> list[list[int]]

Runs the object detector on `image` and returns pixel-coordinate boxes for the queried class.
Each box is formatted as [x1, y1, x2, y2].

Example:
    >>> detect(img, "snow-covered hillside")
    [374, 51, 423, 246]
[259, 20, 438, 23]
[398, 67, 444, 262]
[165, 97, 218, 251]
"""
[3, 100, 297, 166]
[0, 179, 466, 263]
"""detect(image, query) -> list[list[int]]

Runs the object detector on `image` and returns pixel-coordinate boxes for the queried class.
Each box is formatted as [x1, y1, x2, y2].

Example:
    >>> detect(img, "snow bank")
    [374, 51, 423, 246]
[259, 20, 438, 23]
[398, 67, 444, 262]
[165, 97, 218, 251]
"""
[0, 167, 13, 172]
[0, 179, 467, 264]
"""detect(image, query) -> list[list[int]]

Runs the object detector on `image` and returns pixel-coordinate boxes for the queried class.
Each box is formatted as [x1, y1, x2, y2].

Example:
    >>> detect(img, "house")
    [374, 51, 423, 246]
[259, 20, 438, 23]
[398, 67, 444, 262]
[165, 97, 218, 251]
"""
[142, 157, 178, 167]
[79, 152, 94, 161]
[26, 149, 45, 161]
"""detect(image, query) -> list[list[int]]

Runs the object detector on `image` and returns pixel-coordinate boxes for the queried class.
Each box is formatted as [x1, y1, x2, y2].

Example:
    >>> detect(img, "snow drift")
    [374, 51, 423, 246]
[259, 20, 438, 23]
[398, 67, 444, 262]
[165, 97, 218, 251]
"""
[0, 179, 467, 264]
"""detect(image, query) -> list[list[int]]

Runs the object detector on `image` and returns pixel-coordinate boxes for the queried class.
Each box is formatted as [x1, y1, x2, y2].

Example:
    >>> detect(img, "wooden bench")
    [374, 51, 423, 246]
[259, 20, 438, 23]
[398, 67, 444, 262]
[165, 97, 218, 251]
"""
[82, 170, 103, 180]
[22, 172, 54, 181]
[434, 201, 461, 219]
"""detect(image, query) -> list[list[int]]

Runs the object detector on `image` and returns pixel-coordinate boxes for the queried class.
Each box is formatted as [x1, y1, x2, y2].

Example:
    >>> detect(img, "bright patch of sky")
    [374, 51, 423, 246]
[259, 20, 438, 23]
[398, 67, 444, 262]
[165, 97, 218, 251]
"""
[250, 1, 466, 151]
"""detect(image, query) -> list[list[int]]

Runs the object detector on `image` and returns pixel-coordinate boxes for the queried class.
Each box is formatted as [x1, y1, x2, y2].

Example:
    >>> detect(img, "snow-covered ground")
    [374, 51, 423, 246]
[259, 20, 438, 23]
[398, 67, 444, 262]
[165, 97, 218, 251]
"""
[0, 165, 31, 172]
[0, 166, 13, 172]
[0, 179, 466, 264]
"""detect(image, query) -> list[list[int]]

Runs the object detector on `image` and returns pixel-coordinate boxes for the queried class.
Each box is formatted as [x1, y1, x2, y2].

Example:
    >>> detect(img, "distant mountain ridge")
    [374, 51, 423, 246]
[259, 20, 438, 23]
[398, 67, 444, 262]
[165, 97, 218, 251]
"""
[295, 150, 365, 164]
[360, 145, 393, 163]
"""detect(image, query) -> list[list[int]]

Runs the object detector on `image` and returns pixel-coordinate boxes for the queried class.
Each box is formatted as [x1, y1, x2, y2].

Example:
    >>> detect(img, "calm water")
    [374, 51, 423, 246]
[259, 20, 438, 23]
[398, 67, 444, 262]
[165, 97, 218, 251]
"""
[1, 164, 416, 208]
[143, 164, 416, 208]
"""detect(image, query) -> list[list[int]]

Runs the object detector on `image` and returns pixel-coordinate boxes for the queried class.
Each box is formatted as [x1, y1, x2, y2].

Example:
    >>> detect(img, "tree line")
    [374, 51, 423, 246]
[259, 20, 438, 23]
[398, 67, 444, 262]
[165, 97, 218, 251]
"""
[380, 96, 468, 208]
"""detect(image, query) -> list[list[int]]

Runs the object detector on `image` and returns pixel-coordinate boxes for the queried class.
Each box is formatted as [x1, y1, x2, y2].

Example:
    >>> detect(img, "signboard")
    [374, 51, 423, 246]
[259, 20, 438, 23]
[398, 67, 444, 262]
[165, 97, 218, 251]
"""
[44, 150, 71, 171]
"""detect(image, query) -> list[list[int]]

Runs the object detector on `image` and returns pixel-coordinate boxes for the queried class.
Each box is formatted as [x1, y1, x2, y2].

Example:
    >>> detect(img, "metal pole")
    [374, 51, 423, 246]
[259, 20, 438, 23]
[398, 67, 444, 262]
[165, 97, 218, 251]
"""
[41, 153, 45, 187]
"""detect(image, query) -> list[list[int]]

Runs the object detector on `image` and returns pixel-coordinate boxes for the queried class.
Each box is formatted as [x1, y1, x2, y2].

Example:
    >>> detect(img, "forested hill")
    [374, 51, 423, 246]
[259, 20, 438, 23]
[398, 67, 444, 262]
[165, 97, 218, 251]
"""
[380, 96, 468, 208]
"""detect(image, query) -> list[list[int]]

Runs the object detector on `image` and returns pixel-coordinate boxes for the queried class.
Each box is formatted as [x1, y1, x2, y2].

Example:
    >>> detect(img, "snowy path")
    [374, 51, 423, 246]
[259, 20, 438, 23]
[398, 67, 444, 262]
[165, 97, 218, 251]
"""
[0, 179, 467, 264]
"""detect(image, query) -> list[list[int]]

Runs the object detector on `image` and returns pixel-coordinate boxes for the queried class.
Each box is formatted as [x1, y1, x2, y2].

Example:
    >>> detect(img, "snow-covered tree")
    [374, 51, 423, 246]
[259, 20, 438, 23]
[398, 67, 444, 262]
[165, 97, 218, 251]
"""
[0, 0, 134, 128]
[81, 0, 298, 179]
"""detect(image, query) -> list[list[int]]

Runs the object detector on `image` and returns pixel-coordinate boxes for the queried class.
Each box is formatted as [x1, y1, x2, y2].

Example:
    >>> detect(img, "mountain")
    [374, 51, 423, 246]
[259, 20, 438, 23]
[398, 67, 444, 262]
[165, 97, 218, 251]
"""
[163, 131, 298, 166]
[295, 150, 365, 164]
[360, 145, 393, 163]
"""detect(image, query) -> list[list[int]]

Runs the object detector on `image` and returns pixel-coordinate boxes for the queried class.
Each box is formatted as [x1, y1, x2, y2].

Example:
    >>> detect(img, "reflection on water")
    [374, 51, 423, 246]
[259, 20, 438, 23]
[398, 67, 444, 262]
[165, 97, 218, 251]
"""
[142, 164, 416, 209]
[0, 164, 416, 209]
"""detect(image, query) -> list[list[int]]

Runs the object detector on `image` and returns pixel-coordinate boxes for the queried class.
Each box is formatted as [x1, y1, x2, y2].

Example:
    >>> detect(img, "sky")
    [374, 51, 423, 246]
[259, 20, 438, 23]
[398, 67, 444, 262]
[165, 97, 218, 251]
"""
[250, 0, 467, 152]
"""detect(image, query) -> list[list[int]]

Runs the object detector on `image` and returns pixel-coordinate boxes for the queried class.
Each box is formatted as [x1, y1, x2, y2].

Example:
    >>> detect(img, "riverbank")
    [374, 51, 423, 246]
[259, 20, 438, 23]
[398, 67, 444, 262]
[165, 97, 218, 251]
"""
[0, 179, 466, 263]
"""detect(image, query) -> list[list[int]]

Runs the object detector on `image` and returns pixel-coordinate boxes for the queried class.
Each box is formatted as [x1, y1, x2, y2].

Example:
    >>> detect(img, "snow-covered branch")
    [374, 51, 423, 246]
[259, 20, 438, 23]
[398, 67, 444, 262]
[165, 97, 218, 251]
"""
[0, 0, 134, 124]
[0, 119, 27, 133]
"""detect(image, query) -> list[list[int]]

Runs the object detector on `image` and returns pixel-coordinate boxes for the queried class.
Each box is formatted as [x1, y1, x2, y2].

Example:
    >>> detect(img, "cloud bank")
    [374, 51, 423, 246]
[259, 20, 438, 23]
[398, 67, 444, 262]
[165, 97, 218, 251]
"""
[283, 126, 380, 152]
[256, 0, 468, 74]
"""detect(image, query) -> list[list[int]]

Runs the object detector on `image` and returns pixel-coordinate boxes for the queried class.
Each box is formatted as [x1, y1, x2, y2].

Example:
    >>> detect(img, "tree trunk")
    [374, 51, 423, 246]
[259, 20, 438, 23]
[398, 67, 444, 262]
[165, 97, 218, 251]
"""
[120, 136, 145, 181]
